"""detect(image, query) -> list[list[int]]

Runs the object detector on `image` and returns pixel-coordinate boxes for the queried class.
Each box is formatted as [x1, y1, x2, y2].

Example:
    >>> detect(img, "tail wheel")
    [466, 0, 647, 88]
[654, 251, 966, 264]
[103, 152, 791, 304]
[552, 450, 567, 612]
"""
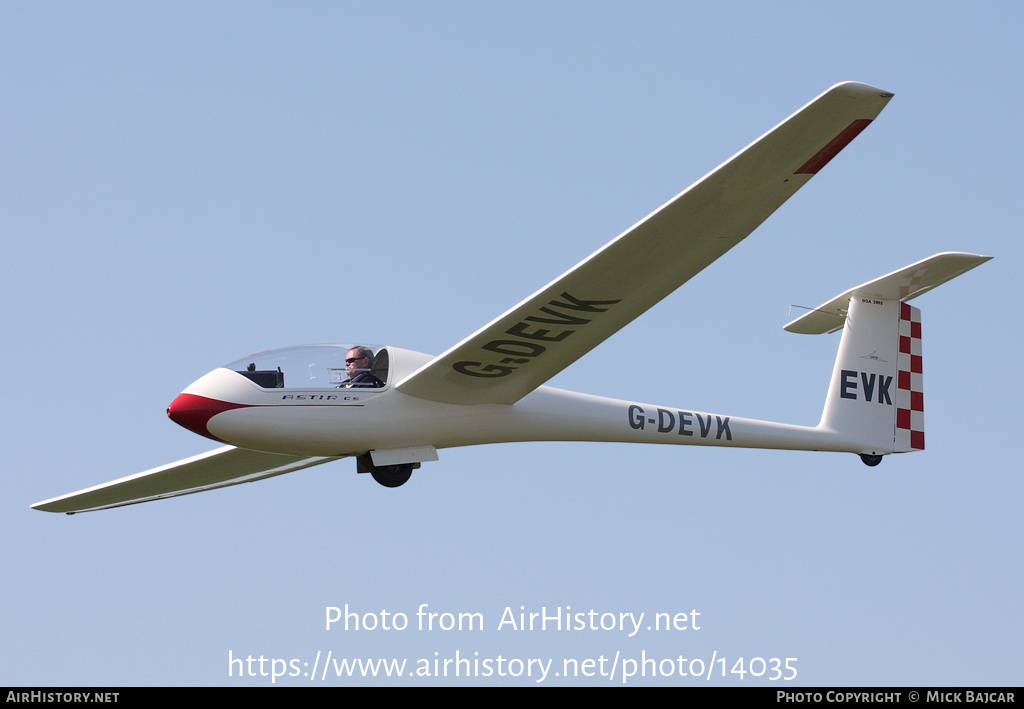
[370, 463, 413, 488]
[860, 453, 883, 467]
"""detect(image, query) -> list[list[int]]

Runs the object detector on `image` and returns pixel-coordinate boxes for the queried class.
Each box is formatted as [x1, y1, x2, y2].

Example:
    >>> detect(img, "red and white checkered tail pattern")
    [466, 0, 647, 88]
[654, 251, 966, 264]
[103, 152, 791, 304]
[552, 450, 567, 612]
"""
[894, 302, 924, 452]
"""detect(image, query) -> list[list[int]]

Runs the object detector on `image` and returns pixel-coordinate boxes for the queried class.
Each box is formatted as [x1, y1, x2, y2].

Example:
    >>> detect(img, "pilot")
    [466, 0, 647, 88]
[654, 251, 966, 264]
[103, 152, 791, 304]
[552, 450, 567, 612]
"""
[340, 346, 385, 388]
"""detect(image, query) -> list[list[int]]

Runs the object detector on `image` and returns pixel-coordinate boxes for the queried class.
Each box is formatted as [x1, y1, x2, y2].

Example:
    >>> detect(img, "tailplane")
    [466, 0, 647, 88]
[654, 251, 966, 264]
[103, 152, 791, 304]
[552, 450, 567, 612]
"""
[785, 253, 990, 464]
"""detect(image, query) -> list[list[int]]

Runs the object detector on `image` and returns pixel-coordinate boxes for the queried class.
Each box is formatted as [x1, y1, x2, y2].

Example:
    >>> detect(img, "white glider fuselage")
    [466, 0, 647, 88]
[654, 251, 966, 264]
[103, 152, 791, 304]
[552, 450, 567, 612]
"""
[170, 345, 848, 459]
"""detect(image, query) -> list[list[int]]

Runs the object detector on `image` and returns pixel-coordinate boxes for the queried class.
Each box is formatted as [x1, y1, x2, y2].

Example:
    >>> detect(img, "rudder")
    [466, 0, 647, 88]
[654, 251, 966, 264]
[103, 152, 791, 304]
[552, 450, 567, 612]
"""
[893, 302, 924, 452]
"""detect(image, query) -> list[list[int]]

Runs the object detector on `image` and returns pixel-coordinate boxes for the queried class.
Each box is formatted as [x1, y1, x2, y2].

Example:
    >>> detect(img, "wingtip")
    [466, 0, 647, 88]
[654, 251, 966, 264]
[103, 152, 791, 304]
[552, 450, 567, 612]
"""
[829, 81, 895, 100]
[30, 492, 76, 512]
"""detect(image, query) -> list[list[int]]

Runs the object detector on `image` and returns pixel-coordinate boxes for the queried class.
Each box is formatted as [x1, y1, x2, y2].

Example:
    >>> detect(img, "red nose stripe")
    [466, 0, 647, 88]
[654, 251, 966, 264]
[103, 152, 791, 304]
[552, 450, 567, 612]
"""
[167, 394, 250, 442]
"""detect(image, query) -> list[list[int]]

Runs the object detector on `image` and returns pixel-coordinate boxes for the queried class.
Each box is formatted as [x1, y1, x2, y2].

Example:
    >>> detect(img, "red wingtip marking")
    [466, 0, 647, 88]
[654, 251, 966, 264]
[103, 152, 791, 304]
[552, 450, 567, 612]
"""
[795, 119, 873, 175]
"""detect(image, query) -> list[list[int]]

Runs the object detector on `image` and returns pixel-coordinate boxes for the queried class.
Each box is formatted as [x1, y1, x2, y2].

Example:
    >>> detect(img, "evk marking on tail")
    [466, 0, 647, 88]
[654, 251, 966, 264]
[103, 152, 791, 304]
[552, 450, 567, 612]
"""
[840, 371, 893, 405]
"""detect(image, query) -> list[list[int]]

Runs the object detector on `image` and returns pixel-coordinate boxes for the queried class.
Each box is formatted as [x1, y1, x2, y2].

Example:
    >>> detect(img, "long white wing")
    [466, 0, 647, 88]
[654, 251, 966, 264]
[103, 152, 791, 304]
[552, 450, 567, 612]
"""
[32, 447, 341, 514]
[396, 82, 893, 405]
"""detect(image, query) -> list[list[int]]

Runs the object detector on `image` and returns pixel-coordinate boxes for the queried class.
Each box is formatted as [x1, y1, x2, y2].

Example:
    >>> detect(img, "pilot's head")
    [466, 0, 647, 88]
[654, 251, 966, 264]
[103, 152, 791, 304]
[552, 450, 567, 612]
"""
[345, 346, 374, 379]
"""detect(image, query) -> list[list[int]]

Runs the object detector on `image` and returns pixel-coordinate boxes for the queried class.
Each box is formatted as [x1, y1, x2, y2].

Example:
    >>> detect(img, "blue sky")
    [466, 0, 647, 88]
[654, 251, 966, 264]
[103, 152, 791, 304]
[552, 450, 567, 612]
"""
[3, 2, 1020, 686]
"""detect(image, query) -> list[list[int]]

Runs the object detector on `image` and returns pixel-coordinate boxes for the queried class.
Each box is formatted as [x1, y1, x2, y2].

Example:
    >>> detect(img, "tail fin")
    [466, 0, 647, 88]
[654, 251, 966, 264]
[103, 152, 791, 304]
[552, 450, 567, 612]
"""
[784, 253, 990, 460]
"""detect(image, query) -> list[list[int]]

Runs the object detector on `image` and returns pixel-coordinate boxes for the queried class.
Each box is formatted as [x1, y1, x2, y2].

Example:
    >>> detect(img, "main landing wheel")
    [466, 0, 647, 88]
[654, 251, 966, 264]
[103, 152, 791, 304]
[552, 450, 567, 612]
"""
[860, 453, 883, 467]
[370, 463, 414, 488]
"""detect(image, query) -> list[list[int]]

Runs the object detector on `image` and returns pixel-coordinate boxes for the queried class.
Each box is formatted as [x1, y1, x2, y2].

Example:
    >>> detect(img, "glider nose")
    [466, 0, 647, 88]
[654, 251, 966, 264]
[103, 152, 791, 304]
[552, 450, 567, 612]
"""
[167, 393, 235, 442]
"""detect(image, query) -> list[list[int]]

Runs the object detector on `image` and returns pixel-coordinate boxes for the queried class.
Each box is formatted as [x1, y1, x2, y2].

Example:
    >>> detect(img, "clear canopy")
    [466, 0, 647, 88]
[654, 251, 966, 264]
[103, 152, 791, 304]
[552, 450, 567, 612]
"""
[223, 344, 388, 389]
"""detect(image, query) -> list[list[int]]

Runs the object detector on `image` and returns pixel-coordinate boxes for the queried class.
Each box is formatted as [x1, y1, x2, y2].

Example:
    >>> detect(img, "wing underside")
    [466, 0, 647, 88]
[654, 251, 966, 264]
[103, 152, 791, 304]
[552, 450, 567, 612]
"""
[32, 447, 341, 514]
[397, 82, 894, 405]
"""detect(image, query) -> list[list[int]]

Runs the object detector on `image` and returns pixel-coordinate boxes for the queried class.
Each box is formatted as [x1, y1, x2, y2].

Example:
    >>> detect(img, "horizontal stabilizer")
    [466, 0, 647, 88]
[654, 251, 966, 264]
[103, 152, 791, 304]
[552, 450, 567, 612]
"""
[784, 252, 991, 334]
[32, 447, 340, 514]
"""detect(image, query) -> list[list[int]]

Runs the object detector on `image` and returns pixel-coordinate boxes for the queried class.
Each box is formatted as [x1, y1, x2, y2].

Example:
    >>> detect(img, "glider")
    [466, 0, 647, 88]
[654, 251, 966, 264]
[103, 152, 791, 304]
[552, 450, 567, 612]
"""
[33, 81, 990, 514]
